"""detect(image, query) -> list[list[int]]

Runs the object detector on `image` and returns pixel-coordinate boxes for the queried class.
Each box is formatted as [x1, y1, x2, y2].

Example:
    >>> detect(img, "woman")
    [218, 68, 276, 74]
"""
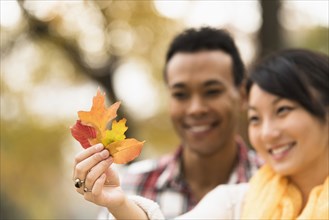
[73, 49, 328, 219]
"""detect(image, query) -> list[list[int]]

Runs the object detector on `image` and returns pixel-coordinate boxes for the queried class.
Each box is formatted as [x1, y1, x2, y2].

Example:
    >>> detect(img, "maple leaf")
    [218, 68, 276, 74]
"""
[70, 88, 144, 164]
[78, 89, 120, 143]
[107, 138, 145, 164]
[71, 120, 97, 148]
[102, 119, 128, 146]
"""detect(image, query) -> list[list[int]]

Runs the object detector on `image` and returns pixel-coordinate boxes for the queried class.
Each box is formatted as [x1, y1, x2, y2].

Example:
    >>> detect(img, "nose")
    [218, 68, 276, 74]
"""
[260, 119, 281, 143]
[187, 96, 208, 117]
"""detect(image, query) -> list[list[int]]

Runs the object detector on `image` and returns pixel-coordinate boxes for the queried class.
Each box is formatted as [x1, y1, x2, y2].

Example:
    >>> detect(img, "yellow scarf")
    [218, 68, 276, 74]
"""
[241, 165, 329, 220]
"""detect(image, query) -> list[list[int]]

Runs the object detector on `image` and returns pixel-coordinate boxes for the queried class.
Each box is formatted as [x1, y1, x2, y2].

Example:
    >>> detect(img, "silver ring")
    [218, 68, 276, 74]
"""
[84, 187, 92, 192]
[74, 178, 84, 188]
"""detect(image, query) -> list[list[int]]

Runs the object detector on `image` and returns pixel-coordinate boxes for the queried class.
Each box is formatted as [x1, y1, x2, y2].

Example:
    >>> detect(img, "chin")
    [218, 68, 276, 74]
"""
[271, 164, 295, 177]
[189, 145, 217, 157]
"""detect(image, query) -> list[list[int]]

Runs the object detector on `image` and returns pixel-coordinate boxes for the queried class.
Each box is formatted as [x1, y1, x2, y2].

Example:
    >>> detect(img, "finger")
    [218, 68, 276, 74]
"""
[74, 178, 84, 195]
[74, 149, 110, 190]
[84, 157, 113, 191]
[73, 143, 104, 181]
[74, 143, 104, 167]
[104, 163, 120, 186]
[92, 173, 107, 198]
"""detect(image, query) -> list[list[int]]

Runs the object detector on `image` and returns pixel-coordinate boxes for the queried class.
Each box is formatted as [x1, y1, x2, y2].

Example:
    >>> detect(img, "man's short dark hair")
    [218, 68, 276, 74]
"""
[164, 26, 245, 87]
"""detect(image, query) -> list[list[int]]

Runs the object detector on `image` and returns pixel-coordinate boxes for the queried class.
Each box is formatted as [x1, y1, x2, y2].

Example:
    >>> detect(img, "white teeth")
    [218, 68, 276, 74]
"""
[271, 145, 291, 155]
[189, 125, 211, 132]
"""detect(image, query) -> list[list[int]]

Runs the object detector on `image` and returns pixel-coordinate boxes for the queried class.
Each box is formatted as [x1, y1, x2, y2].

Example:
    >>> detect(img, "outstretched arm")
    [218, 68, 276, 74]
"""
[176, 183, 248, 220]
[73, 143, 148, 219]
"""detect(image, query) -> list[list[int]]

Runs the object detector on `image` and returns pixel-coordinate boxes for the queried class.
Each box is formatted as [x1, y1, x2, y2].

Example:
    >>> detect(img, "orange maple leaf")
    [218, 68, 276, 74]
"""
[107, 138, 145, 164]
[70, 88, 144, 164]
[78, 89, 120, 143]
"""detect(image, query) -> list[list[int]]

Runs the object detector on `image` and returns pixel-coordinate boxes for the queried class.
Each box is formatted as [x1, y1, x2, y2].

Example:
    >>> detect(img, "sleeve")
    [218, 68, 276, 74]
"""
[98, 195, 165, 220]
[99, 184, 248, 220]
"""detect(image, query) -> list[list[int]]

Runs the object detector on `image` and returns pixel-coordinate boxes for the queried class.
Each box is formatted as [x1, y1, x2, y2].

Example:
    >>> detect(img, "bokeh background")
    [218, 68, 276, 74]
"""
[1, 0, 328, 219]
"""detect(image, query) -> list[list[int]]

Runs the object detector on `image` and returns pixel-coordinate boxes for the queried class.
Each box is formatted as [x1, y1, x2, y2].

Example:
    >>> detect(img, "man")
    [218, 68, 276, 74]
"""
[101, 26, 261, 219]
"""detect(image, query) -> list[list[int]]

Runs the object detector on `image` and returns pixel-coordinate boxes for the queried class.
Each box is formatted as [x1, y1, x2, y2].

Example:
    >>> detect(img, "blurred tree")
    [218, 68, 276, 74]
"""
[16, 0, 181, 115]
[17, 1, 119, 101]
[1, 0, 181, 218]
[286, 25, 329, 55]
[0, 192, 28, 219]
[1, 112, 69, 218]
[257, 0, 328, 59]
[258, 0, 284, 59]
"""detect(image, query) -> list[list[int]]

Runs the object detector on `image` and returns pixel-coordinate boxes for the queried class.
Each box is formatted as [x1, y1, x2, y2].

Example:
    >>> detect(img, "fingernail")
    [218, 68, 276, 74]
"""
[106, 157, 113, 163]
[100, 150, 109, 158]
[95, 144, 104, 151]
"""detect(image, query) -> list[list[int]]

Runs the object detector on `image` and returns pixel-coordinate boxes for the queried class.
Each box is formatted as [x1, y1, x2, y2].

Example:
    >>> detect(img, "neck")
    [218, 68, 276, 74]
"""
[182, 139, 238, 201]
[289, 152, 329, 209]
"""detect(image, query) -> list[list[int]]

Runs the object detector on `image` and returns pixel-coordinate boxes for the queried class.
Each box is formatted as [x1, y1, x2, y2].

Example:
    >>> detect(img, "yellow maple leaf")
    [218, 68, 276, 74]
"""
[102, 118, 128, 146]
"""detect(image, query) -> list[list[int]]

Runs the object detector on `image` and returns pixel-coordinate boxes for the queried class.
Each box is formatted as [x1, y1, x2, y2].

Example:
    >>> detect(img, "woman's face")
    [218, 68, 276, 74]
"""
[248, 84, 328, 176]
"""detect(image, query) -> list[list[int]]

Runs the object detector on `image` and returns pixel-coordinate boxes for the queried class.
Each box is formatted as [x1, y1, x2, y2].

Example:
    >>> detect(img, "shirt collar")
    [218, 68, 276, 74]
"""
[155, 137, 257, 190]
[155, 146, 184, 190]
[227, 136, 258, 183]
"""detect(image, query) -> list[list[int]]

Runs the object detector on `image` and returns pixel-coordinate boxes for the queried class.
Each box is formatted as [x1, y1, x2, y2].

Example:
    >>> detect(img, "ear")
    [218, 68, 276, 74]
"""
[238, 80, 248, 111]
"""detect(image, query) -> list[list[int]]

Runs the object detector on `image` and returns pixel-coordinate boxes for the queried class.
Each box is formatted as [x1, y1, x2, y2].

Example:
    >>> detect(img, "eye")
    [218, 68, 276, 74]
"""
[172, 91, 189, 100]
[248, 115, 260, 125]
[276, 106, 294, 116]
[205, 89, 223, 97]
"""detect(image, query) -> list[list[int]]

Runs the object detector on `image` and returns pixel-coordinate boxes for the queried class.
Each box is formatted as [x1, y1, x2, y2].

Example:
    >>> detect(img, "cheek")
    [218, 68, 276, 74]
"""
[214, 96, 238, 111]
[223, 96, 241, 114]
[219, 101, 240, 123]
[296, 120, 328, 149]
[169, 102, 183, 120]
[248, 127, 262, 152]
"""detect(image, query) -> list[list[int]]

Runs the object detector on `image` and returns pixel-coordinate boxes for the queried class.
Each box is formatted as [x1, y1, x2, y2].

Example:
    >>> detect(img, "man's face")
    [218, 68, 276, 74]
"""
[166, 51, 242, 156]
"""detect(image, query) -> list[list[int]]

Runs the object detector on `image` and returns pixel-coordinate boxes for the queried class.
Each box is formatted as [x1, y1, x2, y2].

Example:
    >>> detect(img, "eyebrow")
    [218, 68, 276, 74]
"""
[170, 79, 224, 89]
[248, 97, 282, 111]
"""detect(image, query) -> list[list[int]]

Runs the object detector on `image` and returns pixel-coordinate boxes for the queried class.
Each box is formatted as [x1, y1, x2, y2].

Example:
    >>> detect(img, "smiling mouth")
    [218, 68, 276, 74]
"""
[189, 125, 212, 132]
[185, 122, 218, 134]
[269, 142, 295, 158]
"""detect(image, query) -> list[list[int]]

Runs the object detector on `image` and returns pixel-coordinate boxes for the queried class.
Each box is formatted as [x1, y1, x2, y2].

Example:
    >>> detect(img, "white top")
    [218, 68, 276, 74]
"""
[176, 183, 248, 220]
[99, 183, 249, 220]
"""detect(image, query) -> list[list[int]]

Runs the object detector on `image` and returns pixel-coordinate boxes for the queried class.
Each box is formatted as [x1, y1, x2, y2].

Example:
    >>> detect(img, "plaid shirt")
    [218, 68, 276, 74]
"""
[111, 137, 261, 219]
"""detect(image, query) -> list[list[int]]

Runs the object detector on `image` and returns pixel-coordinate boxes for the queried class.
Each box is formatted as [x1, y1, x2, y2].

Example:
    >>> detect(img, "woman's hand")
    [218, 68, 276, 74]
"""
[72, 143, 126, 209]
[73, 143, 149, 219]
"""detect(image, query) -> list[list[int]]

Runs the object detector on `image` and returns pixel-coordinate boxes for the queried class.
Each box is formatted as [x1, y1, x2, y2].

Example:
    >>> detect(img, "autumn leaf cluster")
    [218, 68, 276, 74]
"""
[71, 89, 144, 164]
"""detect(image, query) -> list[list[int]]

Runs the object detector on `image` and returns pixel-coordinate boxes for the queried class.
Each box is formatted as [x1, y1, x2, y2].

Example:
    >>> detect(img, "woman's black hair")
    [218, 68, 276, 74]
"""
[246, 48, 329, 120]
[164, 27, 245, 87]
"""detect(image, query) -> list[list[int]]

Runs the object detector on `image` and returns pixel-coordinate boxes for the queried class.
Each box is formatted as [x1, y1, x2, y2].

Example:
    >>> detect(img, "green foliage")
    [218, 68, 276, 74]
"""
[1, 1, 182, 218]
[300, 26, 329, 55]
[286, 26, 329, 55]
[1, 117, 69, 218]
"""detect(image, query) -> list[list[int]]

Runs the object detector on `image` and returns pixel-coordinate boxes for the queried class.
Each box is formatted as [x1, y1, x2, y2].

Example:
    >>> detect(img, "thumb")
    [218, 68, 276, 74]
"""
[104, 163, 120, 186]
